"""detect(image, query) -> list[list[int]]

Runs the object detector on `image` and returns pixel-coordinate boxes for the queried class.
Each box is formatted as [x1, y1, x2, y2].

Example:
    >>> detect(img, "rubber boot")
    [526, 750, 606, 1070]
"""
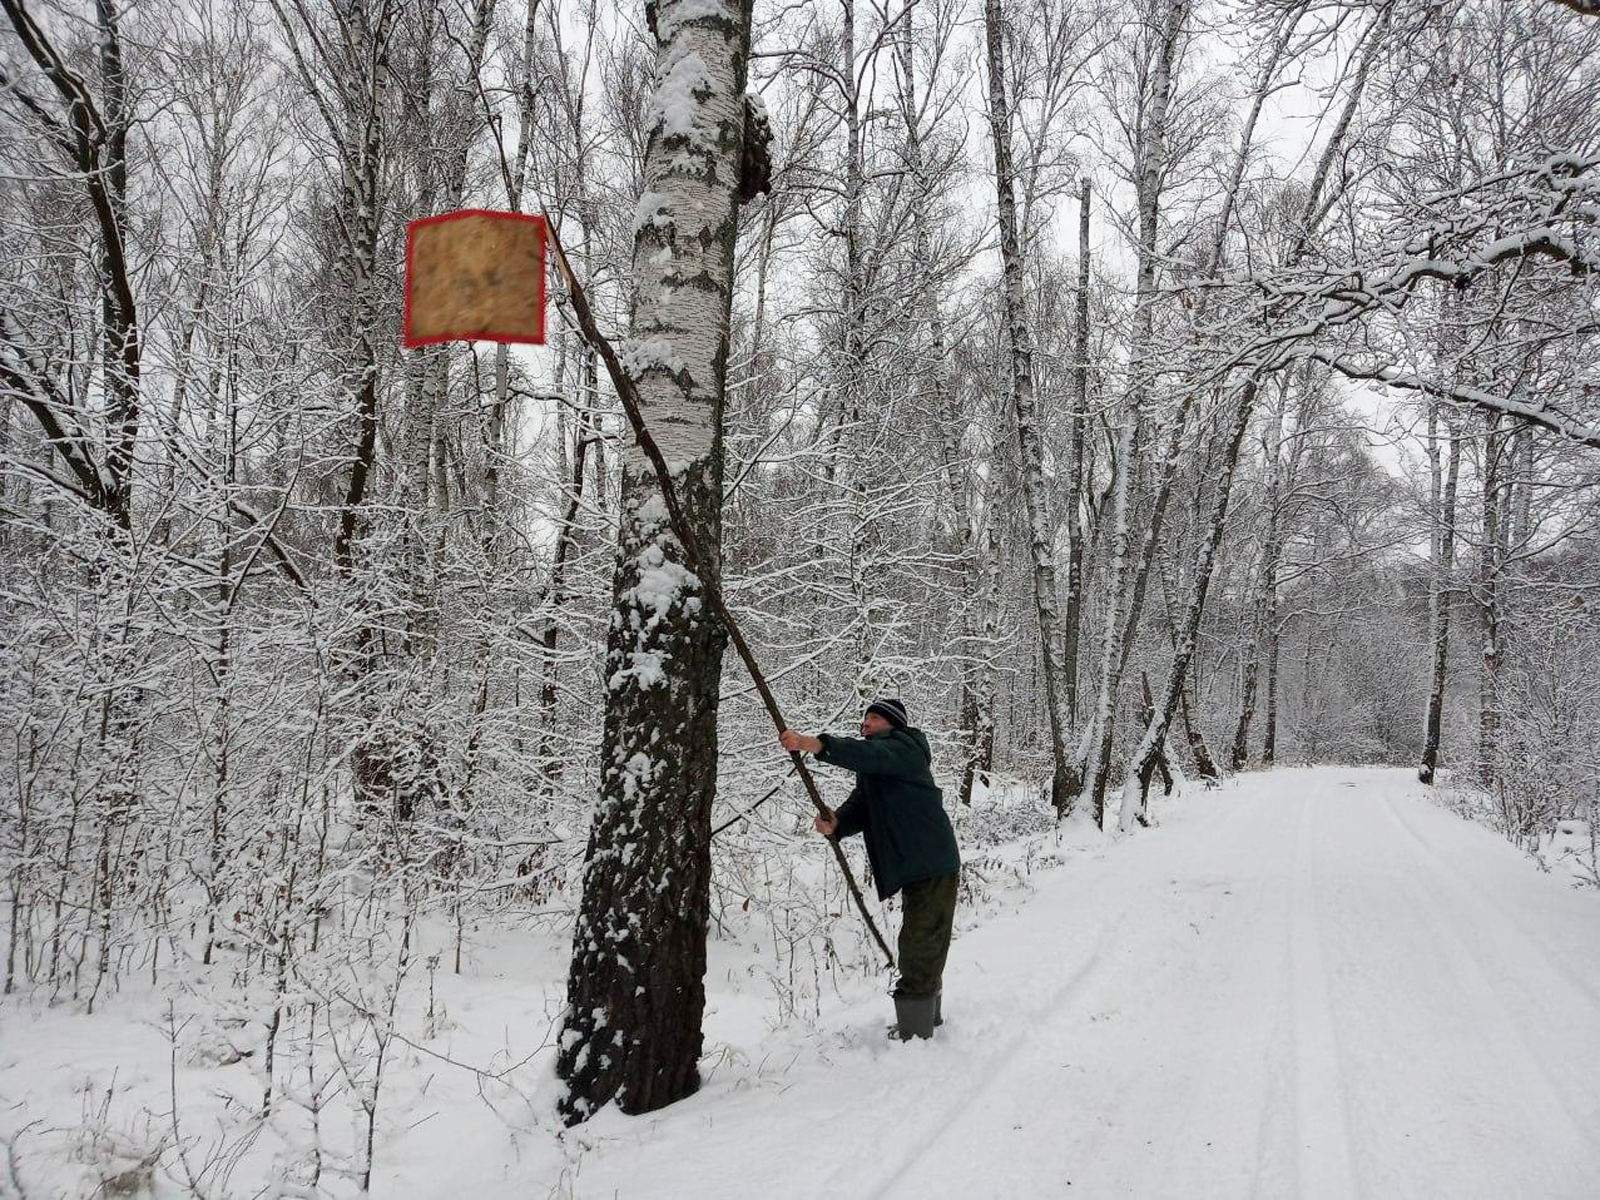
[935, 990, 943, 1027]
[891, 995, 937, 1041]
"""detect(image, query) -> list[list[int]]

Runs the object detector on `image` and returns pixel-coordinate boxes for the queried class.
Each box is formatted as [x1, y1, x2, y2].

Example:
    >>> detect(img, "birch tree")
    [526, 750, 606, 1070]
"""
[1078, 0, 1187, 823]
[556, 0, 756, 1124]
[982, 0, 1074, 811]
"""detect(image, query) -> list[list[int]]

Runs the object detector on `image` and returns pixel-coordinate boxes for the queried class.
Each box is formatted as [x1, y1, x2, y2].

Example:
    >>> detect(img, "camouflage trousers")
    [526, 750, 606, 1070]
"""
[893, 871, 958, 999]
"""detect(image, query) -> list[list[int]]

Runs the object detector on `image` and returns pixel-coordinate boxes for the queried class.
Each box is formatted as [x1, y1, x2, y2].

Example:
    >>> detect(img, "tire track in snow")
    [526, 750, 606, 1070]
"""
[1288, 792, 1359, 1198]
[1124, 791, 1303, 1200]
[1377, 783, 1600, 1011]
[859, 904, 1124, 1199]
[1368, 789, 1597, 1157]
[868, 790, 1294, 1200]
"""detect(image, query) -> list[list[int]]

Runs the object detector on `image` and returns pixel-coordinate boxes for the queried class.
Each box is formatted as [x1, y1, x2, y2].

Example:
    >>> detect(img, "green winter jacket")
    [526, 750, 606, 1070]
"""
[816, 727, 961, 901]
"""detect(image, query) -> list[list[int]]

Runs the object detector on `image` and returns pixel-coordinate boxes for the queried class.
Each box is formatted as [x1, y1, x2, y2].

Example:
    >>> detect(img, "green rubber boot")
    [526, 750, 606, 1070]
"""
[891, 995, 937, 1041]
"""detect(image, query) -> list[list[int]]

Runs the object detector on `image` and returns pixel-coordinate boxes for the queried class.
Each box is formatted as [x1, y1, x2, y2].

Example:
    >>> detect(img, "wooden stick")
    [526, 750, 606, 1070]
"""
[541, 210, 895, 968]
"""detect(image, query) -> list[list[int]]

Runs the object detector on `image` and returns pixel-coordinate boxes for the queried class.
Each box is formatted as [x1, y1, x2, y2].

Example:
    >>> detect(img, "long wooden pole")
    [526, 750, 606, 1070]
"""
[542, 212, 895, 968]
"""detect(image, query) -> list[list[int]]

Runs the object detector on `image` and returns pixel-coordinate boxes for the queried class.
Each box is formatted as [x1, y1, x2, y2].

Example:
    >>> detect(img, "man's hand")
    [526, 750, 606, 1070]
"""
[814, 812, 838, 837]
[778, 729, 822, 754]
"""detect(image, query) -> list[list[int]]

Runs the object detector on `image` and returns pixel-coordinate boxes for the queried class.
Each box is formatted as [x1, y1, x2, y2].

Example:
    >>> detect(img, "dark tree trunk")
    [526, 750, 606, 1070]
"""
[1159, 533, 1219, 782]
[1261, 605, 1282, 765]
[1180, 663, 1218, 780]
[1419, 415, 1460, 784]
[538, 396, 598, 782]
[0, 0, 141, 529]
[1478, 410, 1504, 788]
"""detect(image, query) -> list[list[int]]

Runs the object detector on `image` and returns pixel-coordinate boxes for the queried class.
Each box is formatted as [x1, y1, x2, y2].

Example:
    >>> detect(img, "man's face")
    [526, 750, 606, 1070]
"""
[860, 711, 893, 737]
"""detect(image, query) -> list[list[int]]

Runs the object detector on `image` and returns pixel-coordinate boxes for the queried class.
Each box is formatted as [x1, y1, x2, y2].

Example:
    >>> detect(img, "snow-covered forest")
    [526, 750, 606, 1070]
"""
[3, 0, 1599, 1194]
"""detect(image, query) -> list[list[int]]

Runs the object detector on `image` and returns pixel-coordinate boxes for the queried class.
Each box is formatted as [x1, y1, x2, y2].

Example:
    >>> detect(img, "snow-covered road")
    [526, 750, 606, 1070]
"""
[6, 768, 1596, 1196]
[562, 767, 1600, 1199]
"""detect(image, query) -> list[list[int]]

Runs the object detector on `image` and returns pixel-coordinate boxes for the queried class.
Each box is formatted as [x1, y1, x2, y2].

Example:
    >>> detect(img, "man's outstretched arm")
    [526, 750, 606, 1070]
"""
[779, 729, 825, 756]
[780, 731, 868, 838]
[807, 731, 922, 780]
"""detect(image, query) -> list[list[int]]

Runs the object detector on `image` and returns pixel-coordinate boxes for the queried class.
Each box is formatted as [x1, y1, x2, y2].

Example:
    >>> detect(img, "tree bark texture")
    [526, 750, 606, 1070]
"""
[1082, 0, 1187, 824]
[1419, 409, 1461, 784]
[1063, 177, 1091, 723]
[557, 0, 752, 1125]
[982, 0, 1073, 811]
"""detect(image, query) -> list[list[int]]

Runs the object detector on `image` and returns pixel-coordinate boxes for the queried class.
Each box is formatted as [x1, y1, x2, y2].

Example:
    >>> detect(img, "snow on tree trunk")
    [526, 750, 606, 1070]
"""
[556, 0, 752, 1126]
[1115, 0, 1387, 817]
[1063, 177, 1092, 723]
[1230, 383, 1289, 770]
[1159, 543, 1220, 780]
[1083, 0, 1187, 825]
[1120, 377, 1261, 830]
[900, 17, 986, 803]
[483, 0, 544, 530]
[982, 0, 1073, 812]
[96, 0, 138, 527]
[1478, 408, 1504, 790]
[1261, 594, 1282, 765]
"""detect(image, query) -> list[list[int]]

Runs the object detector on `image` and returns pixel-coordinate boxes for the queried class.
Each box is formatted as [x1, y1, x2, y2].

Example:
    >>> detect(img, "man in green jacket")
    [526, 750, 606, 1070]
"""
[779, 698, 960, 1040]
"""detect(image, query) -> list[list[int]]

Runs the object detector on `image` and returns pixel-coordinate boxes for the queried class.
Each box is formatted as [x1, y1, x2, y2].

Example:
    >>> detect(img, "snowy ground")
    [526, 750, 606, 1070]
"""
[4, 766, 1598, 1197]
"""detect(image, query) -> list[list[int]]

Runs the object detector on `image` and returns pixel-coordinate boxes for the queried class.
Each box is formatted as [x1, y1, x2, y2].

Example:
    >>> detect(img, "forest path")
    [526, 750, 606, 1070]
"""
[566, 767, 1600, 1199]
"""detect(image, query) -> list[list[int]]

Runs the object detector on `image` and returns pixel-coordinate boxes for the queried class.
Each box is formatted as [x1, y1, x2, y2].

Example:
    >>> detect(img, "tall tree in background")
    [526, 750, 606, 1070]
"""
[982, 0, 1073, 812]
[1419, 393, 1462, 784]
[557, 0, 755, 1124]
[1079, 0, 1187, 823]
[0, 0, 141, 532]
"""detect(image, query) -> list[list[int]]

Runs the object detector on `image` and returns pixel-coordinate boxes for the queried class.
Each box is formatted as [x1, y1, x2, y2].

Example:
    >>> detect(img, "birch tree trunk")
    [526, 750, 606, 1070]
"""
[1120, 378, 1261, 829]
[982, 0, 1072, 811]
[1081, 0, 1187, 824]
[1116, 0, 1389, 818]
[1105, 4, 1295, 736]
[900, 18, 986, 802]
[1230, 383, 1290, 770]
[1063, 177, 1091, 723]
[557, 0, 752, 1125]
[1158, 543, 1219, 779]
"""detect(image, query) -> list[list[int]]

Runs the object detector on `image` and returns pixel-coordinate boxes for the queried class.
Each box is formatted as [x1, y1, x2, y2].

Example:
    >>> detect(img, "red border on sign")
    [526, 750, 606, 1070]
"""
[402, 209, 547, 349]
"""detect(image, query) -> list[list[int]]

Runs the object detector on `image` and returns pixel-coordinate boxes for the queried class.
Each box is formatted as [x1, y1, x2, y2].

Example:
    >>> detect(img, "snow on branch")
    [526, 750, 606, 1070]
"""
[1190, 154, 1600, 445]
[1297, 349, 1600, 451]
[0, 313, 120, 517]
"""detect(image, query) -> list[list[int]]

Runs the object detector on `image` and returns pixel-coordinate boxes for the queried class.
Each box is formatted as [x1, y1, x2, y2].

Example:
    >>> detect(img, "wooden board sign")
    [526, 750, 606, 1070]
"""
[403, 210, 546, 348]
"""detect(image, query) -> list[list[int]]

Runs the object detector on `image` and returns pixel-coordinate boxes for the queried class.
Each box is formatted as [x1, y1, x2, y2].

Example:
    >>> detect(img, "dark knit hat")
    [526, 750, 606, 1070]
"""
[865, 698, 909, 729]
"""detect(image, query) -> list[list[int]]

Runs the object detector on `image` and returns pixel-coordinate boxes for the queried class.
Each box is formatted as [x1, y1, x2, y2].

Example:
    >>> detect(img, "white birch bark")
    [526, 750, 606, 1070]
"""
[558, 0, 752, 1124]
[1117, 0, 1394, 822]
[982, 0, 1073, 810]
[1063, 177, 1092, 723]
[1081, 0, 1187, 825]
